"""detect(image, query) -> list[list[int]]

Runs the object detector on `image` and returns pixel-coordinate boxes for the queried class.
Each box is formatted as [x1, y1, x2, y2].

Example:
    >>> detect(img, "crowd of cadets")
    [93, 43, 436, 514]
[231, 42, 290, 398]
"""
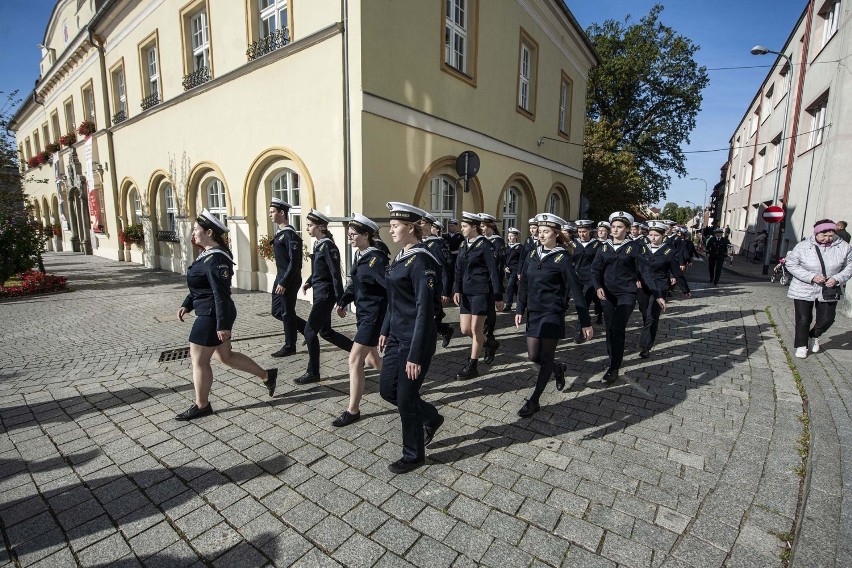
[183, 198, 698, 473]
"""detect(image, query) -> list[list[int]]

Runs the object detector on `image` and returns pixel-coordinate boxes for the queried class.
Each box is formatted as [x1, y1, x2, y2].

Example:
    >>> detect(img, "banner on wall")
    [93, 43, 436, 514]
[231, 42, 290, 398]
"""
[53, 154, 69, 231]
[84, 137, 104, 232]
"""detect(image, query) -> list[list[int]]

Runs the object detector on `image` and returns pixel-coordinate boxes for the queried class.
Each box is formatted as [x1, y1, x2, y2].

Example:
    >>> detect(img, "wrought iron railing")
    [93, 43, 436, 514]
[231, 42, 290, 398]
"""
[111, 110, 127, 126]
[246, 28, 290, 61]
[141, 93, 160, 111]
[182, 66, 211, 91]
[156, 230, 179, 242]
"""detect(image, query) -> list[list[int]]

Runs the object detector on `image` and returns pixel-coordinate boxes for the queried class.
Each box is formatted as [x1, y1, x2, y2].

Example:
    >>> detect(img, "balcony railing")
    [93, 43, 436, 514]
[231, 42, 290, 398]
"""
[111, 110, 127, 126]
[141, 93, 160, 111]
[182, 67, 210, 91]
[156, 230, 179, 242]
[246, 28, 290, 61]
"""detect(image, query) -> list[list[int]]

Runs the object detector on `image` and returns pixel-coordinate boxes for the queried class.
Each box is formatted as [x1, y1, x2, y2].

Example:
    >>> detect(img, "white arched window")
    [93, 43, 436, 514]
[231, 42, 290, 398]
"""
[503, 186, 519, 234]
[163, 183, 176, 232]
[206, 179, 227, 226]
[131, 189, 142, 224]
[430, 176, 456, 230]
[271, 169, 301, 231]
[547, 192, 561, 216]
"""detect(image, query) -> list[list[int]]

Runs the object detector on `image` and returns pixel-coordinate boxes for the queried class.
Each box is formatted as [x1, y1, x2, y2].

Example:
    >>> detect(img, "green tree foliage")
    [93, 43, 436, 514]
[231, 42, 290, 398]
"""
[1, 91, 47, 283]
[583, 5, 709, 220]
[660, 202, 700, 224]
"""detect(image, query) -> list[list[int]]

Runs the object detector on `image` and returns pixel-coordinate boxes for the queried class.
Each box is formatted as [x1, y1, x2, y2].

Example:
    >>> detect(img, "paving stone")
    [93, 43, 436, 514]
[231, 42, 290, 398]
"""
[307, 514, 355, 552]
[332, 533, 386, 568]
[372, 519, 420, 556]
[600, 532, 654, 568]
[405, 535, 457, 568]
[554, 514, 604, 552]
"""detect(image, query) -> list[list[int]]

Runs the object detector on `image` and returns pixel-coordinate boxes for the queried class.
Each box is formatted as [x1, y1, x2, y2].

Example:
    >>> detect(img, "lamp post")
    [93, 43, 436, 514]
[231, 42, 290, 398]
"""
[752, 44, 793, 275]
[689, 177, 708, 231]
[685, 200, 699, 230]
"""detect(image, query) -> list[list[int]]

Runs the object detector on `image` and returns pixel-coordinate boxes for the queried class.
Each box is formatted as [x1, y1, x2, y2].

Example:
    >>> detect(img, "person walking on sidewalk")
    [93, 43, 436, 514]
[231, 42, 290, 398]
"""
[705, 228, 730, 286]
[269, 198, 302, 358]
[784, 219, 852, 359]
[176, 210, 277, 420]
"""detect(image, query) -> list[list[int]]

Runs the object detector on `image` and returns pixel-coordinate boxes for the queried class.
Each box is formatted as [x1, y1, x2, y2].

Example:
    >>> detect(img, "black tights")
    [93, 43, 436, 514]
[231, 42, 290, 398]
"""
[527, 337, 559, 404]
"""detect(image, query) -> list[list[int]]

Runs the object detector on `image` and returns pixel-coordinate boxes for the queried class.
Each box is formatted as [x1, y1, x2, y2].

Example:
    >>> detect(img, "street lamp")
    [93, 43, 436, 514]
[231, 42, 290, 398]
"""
[689, 177, 708, 231]
[752, 44, 793, 274]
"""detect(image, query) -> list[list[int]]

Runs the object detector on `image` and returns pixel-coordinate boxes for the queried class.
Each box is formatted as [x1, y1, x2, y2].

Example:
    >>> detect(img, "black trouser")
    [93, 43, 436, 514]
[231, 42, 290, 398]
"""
[793, 299, 837, 348]
[435, 307, 452, 337]
[602, 293, 637, 371]
[576, 284, 597, 332]
[505, 270, 518, 307]
[271, 283, 300, 349]
[299, 297, 352, 376]
[484, 298, 497, 340]
[637, 288, 662, 351]
[526, 336, 559, 404]
[708, 255, 724, 284]
[380, 336, 440, 462]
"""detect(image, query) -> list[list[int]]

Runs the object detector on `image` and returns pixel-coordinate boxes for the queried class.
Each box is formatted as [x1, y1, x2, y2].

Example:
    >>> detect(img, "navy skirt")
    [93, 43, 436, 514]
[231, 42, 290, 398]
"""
[354, 315, 383, 347]
[189, 306, 237, 347]
[525, 311, 565, 339]
[459, 293, 490, 316]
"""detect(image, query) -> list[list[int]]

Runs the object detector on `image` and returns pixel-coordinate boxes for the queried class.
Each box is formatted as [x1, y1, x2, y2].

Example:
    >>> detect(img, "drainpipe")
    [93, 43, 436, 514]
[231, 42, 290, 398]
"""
[341, 0, 352, 272]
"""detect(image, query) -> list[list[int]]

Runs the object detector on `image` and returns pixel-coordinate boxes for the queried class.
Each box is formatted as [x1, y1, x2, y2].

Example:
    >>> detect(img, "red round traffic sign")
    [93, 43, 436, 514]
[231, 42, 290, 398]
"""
[762, 205, 785, 223]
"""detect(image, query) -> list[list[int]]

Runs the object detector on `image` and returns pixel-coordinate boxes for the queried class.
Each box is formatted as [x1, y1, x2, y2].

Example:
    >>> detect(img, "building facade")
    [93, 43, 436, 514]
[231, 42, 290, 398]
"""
[12, 0, 598, 294]
[720, 0, 850, 260]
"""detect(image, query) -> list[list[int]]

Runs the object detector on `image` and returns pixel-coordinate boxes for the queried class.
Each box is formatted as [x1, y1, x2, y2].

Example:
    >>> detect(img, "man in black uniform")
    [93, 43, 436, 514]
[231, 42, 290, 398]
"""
[269, 198, 303, 357]
[572, 219, 600, 342]
[479, 213, 504, 364]
[705, 227, 730, 286]
[444, 219, 464, 289]
[517, 217, 539, 302]
[421, 214, 455, 347]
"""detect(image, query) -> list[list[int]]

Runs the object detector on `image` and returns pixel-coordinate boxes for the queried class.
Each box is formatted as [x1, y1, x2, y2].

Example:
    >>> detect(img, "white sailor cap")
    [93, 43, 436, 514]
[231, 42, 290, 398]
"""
[460, 211, 482, 225]
[713, 227, 723, 233]
[478, 213, 498, 224]
[678, 226, 689, 234]
[528, 217, 538, 225]
[198, 208, 229, 234]
[387, 201, 428, 222]
[270, 197, 291, 211]
[448, 218, 459, 225]
[639, 223, 649, 230]
[349, 213, 379, 233]
[608, 211, 635, 226]
[307, 209, 332, 225]
[575, 219, 594, 228]
[631, 221, 642, 228]
[647, 221, 668, 233]
[507, 227, 521, 235]
[534, 213, 568, 229]
[423, 214, 443, 229]
[664, 219, 677, 225]
[597, 221, 611, 229]
[565, 222, 577, 231]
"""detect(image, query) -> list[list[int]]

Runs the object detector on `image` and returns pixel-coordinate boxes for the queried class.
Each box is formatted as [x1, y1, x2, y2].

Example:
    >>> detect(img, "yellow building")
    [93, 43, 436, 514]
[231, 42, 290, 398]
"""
[12, 0, 598, 293]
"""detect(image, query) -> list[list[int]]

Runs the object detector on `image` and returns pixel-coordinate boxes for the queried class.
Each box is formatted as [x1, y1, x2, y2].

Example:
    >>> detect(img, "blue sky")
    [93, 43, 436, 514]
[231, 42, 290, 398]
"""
[1, 1, 807, 209]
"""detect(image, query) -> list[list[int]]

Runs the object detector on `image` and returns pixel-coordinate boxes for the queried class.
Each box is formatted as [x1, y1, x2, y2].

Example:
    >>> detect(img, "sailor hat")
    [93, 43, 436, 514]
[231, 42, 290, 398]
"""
[349, 213, 379, 233]
[563, 222, 577, 232]
[307, 209, 331, 225]
[639, 223, 649, 230]
[534, 213, 568, 229]
[479, 213, 498, 224]
[507, 227, 521, 235]
[270, 197, 291, 211]
[528, 217, 539, 225]
[575, 219, 595, 229]
[597, 221, 611, 229]
[387, 202, 428, 223]
[608, 211, 635, 226]
[448, 218, 459, 225]
[647, 221, 668, 233]
[423, 213, 443, 229]
[460, 211, 482, 225]
[199, 208, 229, 234]
[664, 219, 677, 225]
[713, 227, 723, 233]
[631, 221, 642, 228]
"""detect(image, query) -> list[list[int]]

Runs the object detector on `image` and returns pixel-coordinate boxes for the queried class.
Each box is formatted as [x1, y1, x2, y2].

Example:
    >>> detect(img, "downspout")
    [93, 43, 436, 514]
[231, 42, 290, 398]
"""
[341, 0, 352, 273]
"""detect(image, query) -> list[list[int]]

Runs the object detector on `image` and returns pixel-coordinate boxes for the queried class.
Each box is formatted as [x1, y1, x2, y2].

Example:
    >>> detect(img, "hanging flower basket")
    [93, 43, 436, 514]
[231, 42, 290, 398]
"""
[119, 224, 145, 248]
[36, 151, 52, 164]
[45, 142, 61, 153]
[52, 224, 62, 236]
[258, 235, 274, 260]
[60, 132, 77, 147]
[27, 156, 40, 169]
[77, 120, 96, 136]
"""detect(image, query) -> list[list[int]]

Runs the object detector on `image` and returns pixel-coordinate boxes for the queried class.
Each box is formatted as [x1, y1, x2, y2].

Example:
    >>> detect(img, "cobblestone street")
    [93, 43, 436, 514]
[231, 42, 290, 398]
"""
[0, 252, 847, 567]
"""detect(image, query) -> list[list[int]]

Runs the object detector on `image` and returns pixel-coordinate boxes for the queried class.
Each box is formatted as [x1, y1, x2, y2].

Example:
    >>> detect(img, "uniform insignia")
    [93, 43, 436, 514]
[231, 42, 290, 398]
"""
[428, 278, 434, 289]
[555, 254, 564, 263]
[332, 251, 339, 261]
[369, 257, 376, 267]
[221, 269, 230, 279]
[626, 246, 632, 254]
[405, 257, 414, 266]
[475, 240, 483, 248]
[292, 243, 299, 250]
[664, 249, 671, 255]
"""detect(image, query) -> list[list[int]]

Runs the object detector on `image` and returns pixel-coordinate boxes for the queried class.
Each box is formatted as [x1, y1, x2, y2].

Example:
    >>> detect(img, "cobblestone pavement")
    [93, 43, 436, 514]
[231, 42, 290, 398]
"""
[0, 251, 835, 567]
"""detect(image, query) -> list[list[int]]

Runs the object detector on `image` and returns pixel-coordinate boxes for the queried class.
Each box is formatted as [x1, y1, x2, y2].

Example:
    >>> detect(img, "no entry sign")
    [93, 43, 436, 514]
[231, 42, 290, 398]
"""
[762, 205, 785, 224]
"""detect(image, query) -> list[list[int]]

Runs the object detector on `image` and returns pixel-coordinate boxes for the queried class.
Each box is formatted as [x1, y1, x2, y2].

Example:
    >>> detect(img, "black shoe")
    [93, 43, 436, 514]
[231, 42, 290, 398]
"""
[294, 372, 320, 385]
[265, 368, 278, 397]
[388, 458, 424, 474]
[424, 415, 445, 447]
[600, 368, 619, 384]
[332, 410, 361, 427]
[639, 350, 650, 359]
[483, 339, 500, 365]
[517, 399, 540, 417]
[456, 359, 479, 380]
[176, 403, 213, 421]
[554, 362, 566, 392]
[574, 331, 586, 345]
[271, 346, 296, 358]
[441, 327, 455, 349]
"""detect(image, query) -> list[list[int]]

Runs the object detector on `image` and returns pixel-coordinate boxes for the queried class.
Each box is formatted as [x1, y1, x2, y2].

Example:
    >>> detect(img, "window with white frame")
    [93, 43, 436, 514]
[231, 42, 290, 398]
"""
[445, 0, 468, 74]
[206, 179, 228, 226]
[132, 189, 142, 224]
[755, 148, 766, 179]
[547, 192, 560, 215]
[111, 67, 127, 114]
[559, 73, 572, 136]
[807, 97, 828, 148]
[259, 0, 288, 38]
[163, 183, 176, 232]
[519, 43, 532, 112]
[191, 11, 210, 72]
[764, 84, 774, 117]
[147, 46, 160, 97]
[271, 169, 301, 231]
[822, 0, 840, 46]
[502, 187, 519, 235]
[64, 99, 75, 132]
[41, 125, 49, 148]
[82, 85, 96, 124]
[429, 176, 457, 230]
[771, 134, 782, 170]
[33, 131, 41, 154]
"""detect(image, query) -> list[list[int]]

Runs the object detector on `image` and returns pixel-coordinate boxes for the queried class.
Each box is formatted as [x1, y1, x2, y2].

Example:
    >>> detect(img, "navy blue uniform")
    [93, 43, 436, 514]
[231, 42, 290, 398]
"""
[271, 226, 303, 350]
[572, 238, 602, 325]
[503, 243, 522, 307]
[182, 247, 236, 347]
[421, 237, 453, 340]
[517, 234, 538, 288]
[705, 235, 731, 285]
[637, 242, 689, 351]
[374, 238, 391, 259]
[379, 248, 442, 463]
[338, 247, 388, 347]
[454, 235, 502, 314]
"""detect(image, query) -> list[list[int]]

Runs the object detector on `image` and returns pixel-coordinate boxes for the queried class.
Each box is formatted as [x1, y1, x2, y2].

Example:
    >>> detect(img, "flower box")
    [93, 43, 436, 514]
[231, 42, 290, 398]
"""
[27, 156, 39, 168]
[77, 120, 96, 136]
[45, 142, 61, 153]
[60, 132, 77, 147]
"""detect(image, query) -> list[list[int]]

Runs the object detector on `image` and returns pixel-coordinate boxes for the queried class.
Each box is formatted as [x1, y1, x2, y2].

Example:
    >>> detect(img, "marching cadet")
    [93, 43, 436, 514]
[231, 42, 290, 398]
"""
[629, 222, 643, 240]
[705, 227, 731, 286]
[561, 224, 572, 242]
[176, 210, 277, 420]
[502, 227, 523, 312]
[597, 221, 611, 242]
[638, 221, 691, 358]
[572, 219, 602, 338]
[444, 218, 464, 287]
[640, 223, 650, 238]
[333, 214, 388, 427]
[679, 227, 696, 271]
[269, 198, 302, 358]
[296, 210, 351, 384]
[515, 213, 593, 417]
[421, 214, 455, 347]
[480, 213, 505, 364]
[454, 212, 504, 379]
[379, 202, 444, 474]
[591, 211, 664, 384]
[517, 217, 540, 285]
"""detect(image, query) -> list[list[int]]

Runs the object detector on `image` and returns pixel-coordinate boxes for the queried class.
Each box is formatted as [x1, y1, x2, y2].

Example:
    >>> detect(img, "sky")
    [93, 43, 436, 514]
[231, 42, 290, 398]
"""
[1, 0, 808, 209]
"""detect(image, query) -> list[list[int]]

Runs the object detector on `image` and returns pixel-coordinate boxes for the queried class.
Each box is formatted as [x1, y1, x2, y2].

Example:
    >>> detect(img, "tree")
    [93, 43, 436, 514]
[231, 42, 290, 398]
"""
[660, 202, 700, 224]
[1, 91, 47, 284]
[582, 5, 708, 220]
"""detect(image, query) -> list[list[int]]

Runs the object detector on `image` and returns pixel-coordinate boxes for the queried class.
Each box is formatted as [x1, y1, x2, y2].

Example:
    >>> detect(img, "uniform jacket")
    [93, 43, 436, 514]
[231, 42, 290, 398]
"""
[272, 225, 303, 288]
[338, 247, 388, 320]
[504, 243, 522, 273]
[488, 234, 506, 275]
[681, 239, 696, 263]
[381, 248, 441, 364]
[517, 246, 592, 327]
[705, 236, 731, 258]
[639, 243, 690, 294]
[181, 247, 236, 331]
[304, 237, 345, 302]
[444, 232, 464, 256]
[517, 234, 538, 278]
[422, 236, 453, 296]
[786, 236, 852, 302]
[454, 235, 503, 300]
[572, 238, 600, 286]
[374, 239, 391, 259]
[591, 239, 661, 298]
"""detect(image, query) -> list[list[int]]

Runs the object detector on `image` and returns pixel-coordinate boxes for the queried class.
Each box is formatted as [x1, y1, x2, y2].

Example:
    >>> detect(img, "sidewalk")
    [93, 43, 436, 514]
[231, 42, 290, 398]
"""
[0, 252, 838, 567]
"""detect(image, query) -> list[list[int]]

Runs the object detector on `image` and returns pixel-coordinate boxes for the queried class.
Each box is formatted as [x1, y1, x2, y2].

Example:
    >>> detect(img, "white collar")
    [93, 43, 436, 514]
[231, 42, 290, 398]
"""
[197, 247, 234, 264]
[394, 246, 439, 266]
[537, 245, 566, 260]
